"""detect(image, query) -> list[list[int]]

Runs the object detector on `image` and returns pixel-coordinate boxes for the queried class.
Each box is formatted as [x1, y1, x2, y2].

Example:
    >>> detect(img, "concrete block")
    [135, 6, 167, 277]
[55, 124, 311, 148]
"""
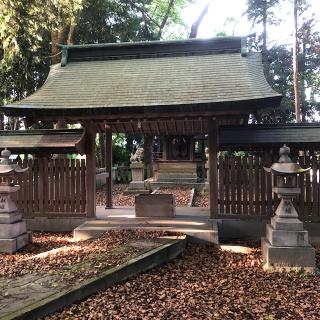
[16, 233, 31, 250]
[266, 224, 309, 247]
[25, 217, 86, 232]
[0, 221, 27, 238]
[0, 238, 16, 253]
[0, 211, 22, 224]
[128, 181, 146, 190]
[271, 216, 303, 231]
[135, 194, 175, 217]
[262, 238, 315, 271]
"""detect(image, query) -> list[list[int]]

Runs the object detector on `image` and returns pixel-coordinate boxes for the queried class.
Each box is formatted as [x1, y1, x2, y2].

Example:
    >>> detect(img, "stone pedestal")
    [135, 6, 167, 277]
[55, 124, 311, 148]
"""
[262, 195, 315, 272]
[0, 185, 31, 253]
[126, 163, 149, 194]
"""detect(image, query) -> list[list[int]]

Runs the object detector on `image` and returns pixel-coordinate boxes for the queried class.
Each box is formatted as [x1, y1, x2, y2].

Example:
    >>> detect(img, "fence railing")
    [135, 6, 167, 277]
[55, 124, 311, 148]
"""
[217, 155, 320, 221]
[12, 158, 86, 218]
[114, 166, 131, 183]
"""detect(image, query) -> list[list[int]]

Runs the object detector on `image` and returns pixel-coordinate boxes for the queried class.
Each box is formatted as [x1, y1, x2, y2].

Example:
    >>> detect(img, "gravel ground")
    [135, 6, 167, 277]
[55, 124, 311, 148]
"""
[194, 191, 209, 207]
[96, 184, 135, 206]
[96, 185, 193, 207]
[156, 186, 192, 206]
[45, 243, 320, 320]
[0, 230, 176, 279]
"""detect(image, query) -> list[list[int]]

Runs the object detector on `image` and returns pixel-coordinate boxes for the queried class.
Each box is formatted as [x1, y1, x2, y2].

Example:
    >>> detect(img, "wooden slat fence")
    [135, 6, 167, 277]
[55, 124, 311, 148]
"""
[10, 158, 86, 217]
[115, 166, 131, 183]
[217, 155, 320, 221]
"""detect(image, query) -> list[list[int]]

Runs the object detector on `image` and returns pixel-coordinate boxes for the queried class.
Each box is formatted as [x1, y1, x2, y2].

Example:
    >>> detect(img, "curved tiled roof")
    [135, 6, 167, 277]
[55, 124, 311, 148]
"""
[3, 37, 281, 117]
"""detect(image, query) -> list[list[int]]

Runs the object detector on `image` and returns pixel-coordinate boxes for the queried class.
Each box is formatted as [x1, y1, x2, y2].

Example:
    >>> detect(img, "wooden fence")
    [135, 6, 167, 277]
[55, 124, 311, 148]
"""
[217, 155, 320, 221]
[115, 166, 131, 183]
[12, 158, 86, 217]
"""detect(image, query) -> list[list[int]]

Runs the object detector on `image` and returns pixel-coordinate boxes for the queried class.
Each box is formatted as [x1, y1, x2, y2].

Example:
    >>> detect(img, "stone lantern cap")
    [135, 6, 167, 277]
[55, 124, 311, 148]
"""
[264, 145, 310, 176]
[0, 148, 28, 177]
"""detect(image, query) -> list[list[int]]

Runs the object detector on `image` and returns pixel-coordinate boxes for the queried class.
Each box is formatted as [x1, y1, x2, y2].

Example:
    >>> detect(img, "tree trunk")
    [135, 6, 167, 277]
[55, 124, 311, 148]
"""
[189, 1, 211, 38]
[0, 113, 4, 130]
[157, 0, 175, 39]
[300, 41, 307, 122]
[262, 5, 268, 64]
[99, 133, 105, 168]
[51, 29, 66, 65]
[293, 0, 301, 123]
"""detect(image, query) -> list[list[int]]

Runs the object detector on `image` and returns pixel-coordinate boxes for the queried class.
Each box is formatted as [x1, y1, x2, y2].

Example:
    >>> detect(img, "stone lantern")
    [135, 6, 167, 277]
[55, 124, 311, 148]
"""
[0, 148, 31, 253]
[262, 145, 316, 272]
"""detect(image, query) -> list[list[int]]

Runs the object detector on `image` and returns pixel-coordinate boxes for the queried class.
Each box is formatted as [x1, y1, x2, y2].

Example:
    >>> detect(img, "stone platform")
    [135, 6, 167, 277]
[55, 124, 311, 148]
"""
[74, 206, 218, 244]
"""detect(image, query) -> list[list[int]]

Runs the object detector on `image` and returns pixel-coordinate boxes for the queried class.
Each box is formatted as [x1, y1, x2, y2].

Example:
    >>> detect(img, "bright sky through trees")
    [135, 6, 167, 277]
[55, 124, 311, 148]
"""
[183, 0, 319, 46]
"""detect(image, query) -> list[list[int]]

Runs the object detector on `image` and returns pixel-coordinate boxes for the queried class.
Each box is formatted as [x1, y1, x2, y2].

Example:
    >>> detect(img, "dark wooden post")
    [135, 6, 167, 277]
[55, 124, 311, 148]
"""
[105, 126, 113, 209]
[144, 135, 153, 179]
[208, 119, 219, 218]
[85, 122, 97, 218]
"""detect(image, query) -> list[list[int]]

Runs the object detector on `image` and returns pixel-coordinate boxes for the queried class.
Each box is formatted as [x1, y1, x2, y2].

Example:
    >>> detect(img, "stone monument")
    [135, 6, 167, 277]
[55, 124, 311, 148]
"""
[0, 148, 31, 253]
[126, 147, 149, 194]
[262, 145, 316, 272]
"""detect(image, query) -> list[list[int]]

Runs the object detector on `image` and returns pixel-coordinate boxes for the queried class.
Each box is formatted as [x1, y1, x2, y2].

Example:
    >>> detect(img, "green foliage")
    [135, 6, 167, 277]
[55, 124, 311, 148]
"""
[0, 1, 50, 106]
[112, 134, 129, 165]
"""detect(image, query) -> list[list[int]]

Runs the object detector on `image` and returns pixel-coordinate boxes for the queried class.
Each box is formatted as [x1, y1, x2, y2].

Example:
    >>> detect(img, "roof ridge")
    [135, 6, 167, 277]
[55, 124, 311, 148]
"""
[58, 36, 249, 66]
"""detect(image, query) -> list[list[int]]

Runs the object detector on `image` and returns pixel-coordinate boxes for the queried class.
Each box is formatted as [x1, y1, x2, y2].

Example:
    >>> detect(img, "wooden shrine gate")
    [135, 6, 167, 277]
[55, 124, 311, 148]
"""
[11, 158, 87, 217]
[217, 155, 320, 221]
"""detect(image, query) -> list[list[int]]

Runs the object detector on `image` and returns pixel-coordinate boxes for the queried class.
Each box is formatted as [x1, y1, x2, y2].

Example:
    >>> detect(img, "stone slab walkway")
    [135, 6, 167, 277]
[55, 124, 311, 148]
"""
[0, 237, 186, 320]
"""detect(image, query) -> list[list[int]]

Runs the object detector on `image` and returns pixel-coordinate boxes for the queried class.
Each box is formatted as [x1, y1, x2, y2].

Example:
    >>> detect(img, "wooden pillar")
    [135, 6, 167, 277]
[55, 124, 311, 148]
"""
[144, 135, 153, 179]
[85, 122, 97, 218]
[105, 127, 113, 209]
[208, 119, 219, 218]
[162, 137, 168, 160]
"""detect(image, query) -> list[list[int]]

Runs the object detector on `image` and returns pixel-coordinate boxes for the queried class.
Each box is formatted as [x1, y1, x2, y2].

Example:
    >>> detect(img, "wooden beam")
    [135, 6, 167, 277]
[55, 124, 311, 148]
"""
[105, 127, 113, 209]
[155, 121, 160, 135]
[208, 118, 219, 218]
[129, 121, 135, 134]
[164, 121, 169, 135]
[84, 122, 97, 217]
[199, 117, 203, 134]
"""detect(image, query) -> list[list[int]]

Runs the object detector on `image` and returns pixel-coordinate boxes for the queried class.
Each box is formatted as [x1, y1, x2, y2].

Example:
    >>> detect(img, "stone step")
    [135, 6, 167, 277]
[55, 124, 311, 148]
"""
[74, 218, 219, 244]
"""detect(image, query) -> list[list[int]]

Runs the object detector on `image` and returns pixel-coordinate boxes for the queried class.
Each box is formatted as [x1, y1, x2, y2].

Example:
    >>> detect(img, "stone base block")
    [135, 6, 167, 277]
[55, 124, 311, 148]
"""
[262, 238, 316, 272]
[0, 221, 27, 238]
[0, 232, 31, 253]
[135, 194, 175, 217]
[0, 211, 22, 224]
[124, 189, 150, 195]
[266, 224, 309, 247]
[271, 216, 303, 231]
[128, 181, 146, 189]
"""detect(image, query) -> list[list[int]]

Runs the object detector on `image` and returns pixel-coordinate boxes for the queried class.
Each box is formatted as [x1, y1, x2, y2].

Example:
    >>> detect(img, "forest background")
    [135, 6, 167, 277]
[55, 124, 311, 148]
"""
[0, 0, 319, 165]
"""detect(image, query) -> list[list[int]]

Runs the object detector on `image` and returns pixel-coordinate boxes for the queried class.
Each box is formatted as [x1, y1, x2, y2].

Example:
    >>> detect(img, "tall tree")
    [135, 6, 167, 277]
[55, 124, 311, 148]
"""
[189, 1, 211, 38]
[245, 0, 279, 63]
[293, 0, 301, 122]
[0, 0, 50, 130]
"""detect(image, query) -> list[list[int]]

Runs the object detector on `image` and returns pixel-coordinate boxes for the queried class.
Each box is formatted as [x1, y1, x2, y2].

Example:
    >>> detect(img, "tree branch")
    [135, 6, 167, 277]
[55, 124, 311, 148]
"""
[157, 0, 175, 39]
[189, 1, 211, 38]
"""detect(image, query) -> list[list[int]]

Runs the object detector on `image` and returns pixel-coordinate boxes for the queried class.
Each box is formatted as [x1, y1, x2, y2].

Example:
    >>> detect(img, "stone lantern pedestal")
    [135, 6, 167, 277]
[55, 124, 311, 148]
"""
[262, 145, 315, 272]
[0, 148, 31, 253]
[0, 184, 31, 253]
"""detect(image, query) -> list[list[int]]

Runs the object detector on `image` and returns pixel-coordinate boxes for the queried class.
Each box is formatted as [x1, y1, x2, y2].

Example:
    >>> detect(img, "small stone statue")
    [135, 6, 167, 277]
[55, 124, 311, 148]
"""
[130, 147, 144, 163]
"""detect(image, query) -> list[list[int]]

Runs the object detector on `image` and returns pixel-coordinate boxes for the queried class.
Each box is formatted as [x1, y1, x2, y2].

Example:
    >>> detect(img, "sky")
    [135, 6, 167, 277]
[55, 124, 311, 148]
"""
[182, 0, 320, 47]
